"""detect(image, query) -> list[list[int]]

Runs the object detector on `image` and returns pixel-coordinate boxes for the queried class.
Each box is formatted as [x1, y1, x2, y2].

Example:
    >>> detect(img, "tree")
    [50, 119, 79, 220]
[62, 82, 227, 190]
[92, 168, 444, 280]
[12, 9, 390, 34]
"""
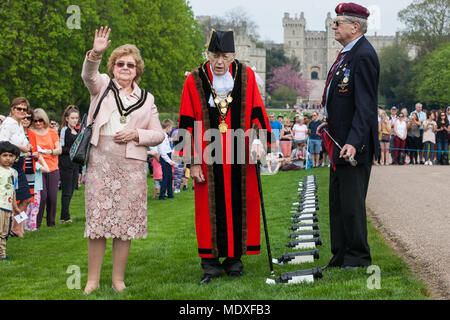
[379, 42, 415, 107]
[398, 0, 450, 57]
[267, 64, 310, 98]
[266, 46, 300, 81]
[411, 41, 450, 107]
[270, 86, 298, 108]
[210, 7, 260, 42]
[0, 0, 204, 118]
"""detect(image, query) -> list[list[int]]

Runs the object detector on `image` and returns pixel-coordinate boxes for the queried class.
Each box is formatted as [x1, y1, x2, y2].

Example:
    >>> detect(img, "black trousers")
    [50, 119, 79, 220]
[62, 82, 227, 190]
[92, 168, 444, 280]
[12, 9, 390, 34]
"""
[159, 154, 173, 199]
[60, 165, 79, 221]
[328, 162, 372, 267]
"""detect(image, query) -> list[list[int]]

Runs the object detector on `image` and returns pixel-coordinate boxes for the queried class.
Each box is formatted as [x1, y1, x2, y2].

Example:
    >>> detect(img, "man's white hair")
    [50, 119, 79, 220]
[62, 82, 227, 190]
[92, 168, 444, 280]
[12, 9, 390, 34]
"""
[343, 15, 368, 34]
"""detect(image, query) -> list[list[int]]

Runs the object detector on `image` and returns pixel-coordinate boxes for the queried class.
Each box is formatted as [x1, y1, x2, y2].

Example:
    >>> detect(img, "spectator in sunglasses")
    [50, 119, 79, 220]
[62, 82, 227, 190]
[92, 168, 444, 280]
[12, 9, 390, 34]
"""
[21, 109, 49, 232]
[81, 26, 164, 294]
[0, 97, 34, 237]
[32, 108, 62, 230]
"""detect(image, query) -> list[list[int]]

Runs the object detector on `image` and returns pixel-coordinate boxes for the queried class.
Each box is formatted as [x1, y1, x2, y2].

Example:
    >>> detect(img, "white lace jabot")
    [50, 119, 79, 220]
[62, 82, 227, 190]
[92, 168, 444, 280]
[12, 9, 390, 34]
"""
[208, 64, 234, 107]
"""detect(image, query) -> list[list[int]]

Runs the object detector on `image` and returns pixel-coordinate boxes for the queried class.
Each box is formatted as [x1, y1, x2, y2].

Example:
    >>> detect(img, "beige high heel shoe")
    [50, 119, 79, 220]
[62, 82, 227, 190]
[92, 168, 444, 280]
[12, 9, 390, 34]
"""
[111, 282, 127, 292]
[83, 283, 100, 295]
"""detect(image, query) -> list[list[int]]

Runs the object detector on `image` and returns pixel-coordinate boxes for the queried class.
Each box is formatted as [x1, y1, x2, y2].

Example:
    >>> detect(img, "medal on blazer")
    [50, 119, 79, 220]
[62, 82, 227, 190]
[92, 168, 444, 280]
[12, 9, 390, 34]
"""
[110, 81, 148, 124]
[343, 68, 351, 84]
[202, 61, 238, 133]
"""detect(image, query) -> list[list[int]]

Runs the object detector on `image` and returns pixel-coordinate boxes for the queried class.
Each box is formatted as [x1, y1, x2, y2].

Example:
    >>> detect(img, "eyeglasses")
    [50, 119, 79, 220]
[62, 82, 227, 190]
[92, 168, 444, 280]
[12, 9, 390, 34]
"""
[115, 61, 136, 69]
[14, 106, 28, 112]
[24, 117, 32, 121]
[333, 19, 352, 27]
[34, 119, 44, 123]
[209, 53, 234, 61]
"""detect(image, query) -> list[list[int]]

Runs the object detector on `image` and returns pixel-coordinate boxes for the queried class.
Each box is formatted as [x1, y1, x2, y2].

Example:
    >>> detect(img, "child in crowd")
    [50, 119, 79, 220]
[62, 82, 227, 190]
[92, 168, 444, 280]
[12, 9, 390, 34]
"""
[148, 147, 162, 199]
[0, 141, 21, 261]
[24, 154, 49, 231]
[157, 119, 175, 200]
[280, 142, 306, 171]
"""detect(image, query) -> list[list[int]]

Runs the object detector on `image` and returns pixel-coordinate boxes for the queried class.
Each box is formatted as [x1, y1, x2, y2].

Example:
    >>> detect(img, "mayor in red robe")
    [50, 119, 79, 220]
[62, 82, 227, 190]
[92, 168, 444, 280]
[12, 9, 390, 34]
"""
[175, 30, 273, 284]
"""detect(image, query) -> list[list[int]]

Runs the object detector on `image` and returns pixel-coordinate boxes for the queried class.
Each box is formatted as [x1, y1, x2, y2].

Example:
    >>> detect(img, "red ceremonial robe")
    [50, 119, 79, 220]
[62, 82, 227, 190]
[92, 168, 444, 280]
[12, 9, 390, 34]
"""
[176, 60, 273, 259]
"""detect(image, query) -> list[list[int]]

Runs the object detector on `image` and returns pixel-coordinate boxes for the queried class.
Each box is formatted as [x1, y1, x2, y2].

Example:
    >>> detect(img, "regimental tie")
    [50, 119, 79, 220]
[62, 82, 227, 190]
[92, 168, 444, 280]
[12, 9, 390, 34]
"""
[321, 49, 347, 107]
[202, 61, 238, 133]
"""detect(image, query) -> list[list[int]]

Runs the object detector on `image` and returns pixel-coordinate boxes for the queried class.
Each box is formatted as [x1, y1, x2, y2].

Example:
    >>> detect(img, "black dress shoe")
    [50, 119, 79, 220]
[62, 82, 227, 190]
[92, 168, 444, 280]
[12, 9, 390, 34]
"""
[227, 271, 242, 277]
[341, 265, 361, 270]
[200, 276, 212, 284]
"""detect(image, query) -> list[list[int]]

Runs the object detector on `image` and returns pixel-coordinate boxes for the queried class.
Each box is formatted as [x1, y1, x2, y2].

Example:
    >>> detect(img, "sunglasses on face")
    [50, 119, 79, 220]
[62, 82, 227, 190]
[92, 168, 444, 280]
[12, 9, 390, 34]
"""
[24, 117, 32, 121]
[333, 19, 352, 27]
[15, 107, 28, 112]
[115, 61, 136, 69]
[34, 119, 44, 123]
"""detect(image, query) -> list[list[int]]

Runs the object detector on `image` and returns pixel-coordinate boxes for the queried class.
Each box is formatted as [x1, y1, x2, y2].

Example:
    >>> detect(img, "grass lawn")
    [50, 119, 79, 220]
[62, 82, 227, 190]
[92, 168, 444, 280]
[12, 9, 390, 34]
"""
[0, 167, 429, 300]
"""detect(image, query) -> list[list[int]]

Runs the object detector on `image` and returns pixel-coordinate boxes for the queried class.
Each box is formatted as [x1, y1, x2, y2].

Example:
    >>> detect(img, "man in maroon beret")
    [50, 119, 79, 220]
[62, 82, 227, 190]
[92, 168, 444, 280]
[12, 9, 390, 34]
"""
[321, 3, 380, 270]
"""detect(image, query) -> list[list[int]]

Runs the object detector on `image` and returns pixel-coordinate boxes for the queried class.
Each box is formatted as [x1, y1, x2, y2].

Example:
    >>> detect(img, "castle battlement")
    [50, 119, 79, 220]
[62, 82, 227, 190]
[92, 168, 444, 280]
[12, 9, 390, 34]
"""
[283, 12, 397, 82]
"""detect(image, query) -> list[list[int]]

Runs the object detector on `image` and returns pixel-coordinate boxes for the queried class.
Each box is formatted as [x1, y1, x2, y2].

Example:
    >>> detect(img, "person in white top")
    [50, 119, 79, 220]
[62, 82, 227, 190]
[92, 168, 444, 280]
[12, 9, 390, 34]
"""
[0, 98, 34, 229]
[393, 112, 408, 164]
[157, 119, 175, 200]
[292, 116, 308, 143]
[422, 110, 437, 166]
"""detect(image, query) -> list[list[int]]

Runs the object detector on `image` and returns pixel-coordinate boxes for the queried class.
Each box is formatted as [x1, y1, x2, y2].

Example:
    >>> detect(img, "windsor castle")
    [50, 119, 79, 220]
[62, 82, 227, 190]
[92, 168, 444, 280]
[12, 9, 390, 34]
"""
[197, 11, 408, 104]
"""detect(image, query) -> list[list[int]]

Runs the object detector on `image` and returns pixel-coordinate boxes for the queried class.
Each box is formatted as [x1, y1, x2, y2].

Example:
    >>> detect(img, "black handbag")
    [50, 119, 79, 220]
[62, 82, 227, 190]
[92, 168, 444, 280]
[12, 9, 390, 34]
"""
[70, 81, 112, 166]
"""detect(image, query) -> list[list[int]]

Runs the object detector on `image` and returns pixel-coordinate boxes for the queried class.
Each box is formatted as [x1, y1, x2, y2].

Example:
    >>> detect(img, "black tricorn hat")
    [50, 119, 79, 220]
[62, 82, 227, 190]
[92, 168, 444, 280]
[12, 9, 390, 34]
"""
[207, 29, 235, 52]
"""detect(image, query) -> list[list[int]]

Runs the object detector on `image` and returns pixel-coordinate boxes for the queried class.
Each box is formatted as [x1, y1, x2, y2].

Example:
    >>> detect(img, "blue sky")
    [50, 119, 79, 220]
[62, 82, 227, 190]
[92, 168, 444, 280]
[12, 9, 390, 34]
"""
[187, 0, 414, 42]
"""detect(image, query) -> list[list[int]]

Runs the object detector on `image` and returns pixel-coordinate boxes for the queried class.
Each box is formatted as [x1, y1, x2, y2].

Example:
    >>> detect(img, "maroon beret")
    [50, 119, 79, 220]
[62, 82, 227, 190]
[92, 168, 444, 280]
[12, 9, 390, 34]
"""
[335, 2, 370, 19]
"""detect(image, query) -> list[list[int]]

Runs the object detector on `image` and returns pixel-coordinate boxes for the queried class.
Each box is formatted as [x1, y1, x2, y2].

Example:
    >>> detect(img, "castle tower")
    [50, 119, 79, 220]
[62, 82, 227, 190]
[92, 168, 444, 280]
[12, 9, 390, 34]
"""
[325, 12, 340, 77]
[283, 12, 306, 66]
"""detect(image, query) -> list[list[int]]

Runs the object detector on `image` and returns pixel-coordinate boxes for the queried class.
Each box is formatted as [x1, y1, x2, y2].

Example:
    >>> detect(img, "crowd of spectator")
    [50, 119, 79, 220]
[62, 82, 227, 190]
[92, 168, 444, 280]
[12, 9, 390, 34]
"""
[385, 103, 449, 166]
[262, 102, 449, 174]
[0, 99, 82, 246]
[0, 100, 447, 240]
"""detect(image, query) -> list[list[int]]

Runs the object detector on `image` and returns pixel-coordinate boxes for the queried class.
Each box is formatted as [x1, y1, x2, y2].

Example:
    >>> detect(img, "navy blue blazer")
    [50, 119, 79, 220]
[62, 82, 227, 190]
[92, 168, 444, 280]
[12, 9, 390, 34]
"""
[326, 36, 380, 166]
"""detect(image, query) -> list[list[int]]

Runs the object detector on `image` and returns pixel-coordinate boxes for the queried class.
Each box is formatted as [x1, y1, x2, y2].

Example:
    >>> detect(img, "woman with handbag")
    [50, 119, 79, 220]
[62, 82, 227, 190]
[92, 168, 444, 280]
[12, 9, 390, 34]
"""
[81, 26, 165, 294]
[59, 105, 80, 223]
[378, 111, 391, 165]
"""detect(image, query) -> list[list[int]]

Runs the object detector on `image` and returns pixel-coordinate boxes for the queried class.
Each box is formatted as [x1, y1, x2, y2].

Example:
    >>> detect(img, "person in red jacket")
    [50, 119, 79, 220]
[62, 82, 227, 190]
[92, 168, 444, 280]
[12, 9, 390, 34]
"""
[176, 29, 273, 284]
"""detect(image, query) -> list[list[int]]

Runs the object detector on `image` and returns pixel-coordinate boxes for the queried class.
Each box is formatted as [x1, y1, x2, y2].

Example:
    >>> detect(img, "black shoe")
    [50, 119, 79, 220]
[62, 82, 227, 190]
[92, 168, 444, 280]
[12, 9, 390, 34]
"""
[200, 275, 212, 284]
[228, 271, 242, 277]
[342, 265, 362, 270]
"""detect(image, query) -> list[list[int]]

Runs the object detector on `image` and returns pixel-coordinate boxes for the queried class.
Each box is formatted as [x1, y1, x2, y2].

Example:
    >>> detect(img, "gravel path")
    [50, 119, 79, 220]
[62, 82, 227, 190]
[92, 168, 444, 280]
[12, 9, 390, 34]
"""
[366, 165, 450, 300]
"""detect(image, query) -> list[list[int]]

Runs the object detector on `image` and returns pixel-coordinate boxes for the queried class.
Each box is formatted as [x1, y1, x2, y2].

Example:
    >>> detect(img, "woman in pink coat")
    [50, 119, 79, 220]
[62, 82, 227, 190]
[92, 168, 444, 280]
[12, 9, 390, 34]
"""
[81, 26, 165, 294]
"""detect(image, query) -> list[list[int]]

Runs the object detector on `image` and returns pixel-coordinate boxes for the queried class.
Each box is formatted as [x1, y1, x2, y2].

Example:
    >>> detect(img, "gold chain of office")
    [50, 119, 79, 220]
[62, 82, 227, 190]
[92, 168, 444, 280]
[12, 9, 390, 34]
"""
[202, 61, 238, 133]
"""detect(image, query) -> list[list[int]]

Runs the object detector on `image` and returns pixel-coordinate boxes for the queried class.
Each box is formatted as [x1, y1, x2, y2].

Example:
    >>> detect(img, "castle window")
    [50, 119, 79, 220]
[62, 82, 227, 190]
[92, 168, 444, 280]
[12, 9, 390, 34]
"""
[311, 71, 319, 80]
[293, 30, 295, 35]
